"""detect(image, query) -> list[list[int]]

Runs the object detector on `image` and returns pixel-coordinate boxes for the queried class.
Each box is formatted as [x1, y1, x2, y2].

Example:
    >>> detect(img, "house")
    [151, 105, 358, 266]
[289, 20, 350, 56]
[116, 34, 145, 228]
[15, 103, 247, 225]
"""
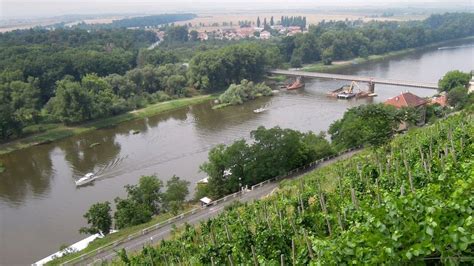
[236, 27, 255, 38]
[260, 31, 271, 40]
[198, 32, 209, 41]
[430, 93, 448, 107]
[385, 91, 428, 129]
[384, 91, 427, 109]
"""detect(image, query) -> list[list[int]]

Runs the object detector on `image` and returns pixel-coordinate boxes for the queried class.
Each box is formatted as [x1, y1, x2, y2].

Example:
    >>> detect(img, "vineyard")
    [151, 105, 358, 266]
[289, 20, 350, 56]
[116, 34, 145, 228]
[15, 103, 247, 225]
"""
[117, 113, 473, 265]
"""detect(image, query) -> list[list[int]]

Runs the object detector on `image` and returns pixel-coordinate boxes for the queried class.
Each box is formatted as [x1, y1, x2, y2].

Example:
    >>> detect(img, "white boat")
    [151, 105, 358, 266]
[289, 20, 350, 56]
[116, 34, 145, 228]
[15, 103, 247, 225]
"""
[75, 173, 95, 186]
[253, 107, 267, 114]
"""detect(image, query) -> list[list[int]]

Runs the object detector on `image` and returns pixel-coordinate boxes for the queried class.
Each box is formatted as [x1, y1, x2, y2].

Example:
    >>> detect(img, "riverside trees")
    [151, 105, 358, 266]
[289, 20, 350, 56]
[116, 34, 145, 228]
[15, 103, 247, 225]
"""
[200, 127, 334, 199]
[81, 175, 189, 232]
[80, 202, 112, 235]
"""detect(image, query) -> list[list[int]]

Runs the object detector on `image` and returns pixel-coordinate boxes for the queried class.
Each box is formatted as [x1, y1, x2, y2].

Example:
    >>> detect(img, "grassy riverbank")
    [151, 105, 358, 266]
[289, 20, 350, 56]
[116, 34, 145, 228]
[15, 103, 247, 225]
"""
[302, 36, 474, 73]
[47, 203, 198, 265]
[0, 95, 214, 155]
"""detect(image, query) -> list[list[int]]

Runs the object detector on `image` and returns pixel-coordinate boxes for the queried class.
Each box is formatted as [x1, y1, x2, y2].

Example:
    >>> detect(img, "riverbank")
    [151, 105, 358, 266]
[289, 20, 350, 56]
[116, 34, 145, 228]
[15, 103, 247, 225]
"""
[302, 36, 474, 73]
[0, 95, 214, 155]
[46, 203, 198, 265]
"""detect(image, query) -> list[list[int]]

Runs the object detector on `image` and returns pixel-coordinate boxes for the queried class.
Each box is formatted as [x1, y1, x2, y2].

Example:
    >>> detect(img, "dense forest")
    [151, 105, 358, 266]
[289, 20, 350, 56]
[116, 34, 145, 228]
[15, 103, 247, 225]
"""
[281, 12, 474, 66]
[0, 13, 473, 142]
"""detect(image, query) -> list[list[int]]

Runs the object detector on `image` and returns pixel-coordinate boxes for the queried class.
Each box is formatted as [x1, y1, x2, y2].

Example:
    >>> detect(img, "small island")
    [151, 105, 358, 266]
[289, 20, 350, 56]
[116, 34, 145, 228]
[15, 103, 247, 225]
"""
[213, 79, 274, 109]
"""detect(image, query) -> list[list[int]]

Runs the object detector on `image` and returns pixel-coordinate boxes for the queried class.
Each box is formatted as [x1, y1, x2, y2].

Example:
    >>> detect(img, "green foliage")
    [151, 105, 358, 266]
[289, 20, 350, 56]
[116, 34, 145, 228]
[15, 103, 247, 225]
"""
[163, 176, 190, 214]
[279, 13, 474, 65]
[163, 26, 189, 44]
[45, 74, 123, 124]
[201, 127, 334, 199]
[114, 197, 153, 229]
[328, 104, 401, 150]
[439, 70, 471, 92]
[188, 43, 268, 91]
[447, 86, 469, 109]
[136, 48, 179, 67]
[113, 175, 163, 229]
[125, 175, 163, 215]
[79, 201, 112, 235]
[218, 79, 272, 106]
[124, 113, 474, 264]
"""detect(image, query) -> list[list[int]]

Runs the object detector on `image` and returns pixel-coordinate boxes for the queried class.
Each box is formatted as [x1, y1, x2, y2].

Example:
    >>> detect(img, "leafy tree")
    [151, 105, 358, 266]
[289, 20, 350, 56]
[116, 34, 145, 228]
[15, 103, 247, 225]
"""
[438, 70, 471, 92]
[0, 86, 22, 140]
[189, 30, 199, 42]
[163, 26, 189, 44]
[201, 127, 334, 199]
[329, 104, 400, 150]
[447, 86, 469, 109]
[163, 176, 190, 214]
[9, 77, 41, 124]
[218, 79, 272, 106]
[45, 78, 93, 124]
[290, 55, 302, 68]
[125, 175, 163, 215]
[114, 197, 153, 229]
[322, 47, 334, 65]
[80, 201, 112, 235]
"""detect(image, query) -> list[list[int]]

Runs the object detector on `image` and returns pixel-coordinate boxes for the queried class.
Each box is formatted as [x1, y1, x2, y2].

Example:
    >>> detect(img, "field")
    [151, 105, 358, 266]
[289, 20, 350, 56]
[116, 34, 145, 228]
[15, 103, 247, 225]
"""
[176, 11, 427, 31]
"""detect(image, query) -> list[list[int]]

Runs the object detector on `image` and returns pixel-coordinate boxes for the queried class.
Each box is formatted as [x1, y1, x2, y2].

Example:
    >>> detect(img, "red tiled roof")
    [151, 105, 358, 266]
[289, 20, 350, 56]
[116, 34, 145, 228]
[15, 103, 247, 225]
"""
[430, 94, 447, 107]
[384, 92, 427, 108]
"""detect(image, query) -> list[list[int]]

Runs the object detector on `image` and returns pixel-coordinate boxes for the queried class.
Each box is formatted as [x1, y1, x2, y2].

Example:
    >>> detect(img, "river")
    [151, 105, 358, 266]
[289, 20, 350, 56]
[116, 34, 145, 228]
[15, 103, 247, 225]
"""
[1, 39, 473, 265]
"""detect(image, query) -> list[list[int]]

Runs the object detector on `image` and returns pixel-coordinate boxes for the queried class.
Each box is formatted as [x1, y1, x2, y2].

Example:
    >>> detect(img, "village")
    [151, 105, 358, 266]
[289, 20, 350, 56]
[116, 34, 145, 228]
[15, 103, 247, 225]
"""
[151, 16, 309, 41]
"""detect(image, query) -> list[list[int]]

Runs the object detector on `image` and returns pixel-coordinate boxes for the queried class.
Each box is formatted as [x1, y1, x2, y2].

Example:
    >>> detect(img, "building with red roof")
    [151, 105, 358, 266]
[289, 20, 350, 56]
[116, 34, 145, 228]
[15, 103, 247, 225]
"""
[385, 91, 428, 129]
[384, 91, 427, 109]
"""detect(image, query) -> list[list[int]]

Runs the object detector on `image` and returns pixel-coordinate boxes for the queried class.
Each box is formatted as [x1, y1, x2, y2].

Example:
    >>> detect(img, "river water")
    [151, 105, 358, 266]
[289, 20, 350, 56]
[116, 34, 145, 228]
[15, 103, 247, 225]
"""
[1, 39, 473, 265]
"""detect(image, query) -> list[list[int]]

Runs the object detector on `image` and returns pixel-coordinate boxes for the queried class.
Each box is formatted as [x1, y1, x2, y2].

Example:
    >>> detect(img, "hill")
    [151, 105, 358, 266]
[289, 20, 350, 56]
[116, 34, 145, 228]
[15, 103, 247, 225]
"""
[117, 112, 473, 264]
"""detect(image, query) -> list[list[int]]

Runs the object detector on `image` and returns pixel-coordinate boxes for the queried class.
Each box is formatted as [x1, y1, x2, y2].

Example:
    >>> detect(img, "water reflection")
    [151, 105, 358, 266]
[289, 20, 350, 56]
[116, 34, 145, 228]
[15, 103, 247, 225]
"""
[58, 130, 122, 178]
[0, 145, 54, 206]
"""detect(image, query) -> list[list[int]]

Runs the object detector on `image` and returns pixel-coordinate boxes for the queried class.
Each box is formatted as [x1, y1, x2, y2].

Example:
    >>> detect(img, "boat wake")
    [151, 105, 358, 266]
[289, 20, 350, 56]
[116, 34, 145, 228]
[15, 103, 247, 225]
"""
[438, 44, 474, 50]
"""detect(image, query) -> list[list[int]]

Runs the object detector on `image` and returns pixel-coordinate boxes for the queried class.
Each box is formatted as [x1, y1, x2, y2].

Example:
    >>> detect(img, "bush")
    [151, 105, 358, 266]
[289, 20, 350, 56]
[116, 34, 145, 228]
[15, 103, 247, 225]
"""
[217, 79, 273, 107]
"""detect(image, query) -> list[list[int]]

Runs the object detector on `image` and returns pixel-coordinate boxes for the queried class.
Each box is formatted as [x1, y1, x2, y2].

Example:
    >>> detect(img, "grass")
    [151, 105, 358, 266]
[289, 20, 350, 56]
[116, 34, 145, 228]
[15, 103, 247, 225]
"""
[0, 162, 4, 173]
[0, 95, 214, 155]
[265, 74, 287, 83]
[47, 204, 198, 265]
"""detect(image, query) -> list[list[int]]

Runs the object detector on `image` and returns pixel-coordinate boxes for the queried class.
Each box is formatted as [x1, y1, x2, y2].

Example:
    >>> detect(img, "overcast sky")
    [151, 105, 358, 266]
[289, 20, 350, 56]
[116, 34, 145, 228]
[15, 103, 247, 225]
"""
[1, 0, 472, 20]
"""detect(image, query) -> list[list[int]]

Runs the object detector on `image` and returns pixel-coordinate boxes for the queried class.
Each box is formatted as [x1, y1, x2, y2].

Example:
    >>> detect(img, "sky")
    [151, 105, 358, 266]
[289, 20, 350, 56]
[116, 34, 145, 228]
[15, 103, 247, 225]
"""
[1, 0, 472, 20]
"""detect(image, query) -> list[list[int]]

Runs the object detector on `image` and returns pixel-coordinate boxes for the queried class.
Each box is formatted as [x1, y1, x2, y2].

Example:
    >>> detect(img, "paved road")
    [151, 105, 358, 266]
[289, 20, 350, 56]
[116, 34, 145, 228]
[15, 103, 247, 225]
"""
[77, 150, 360, 265]
[269, 69, 439, 89]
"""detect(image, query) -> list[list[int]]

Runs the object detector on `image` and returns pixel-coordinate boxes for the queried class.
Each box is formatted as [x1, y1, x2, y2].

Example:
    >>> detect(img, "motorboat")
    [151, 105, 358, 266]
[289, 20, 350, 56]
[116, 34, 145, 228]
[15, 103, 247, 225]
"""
[75, 173, 96, 186]
[253, 107, 267, 114]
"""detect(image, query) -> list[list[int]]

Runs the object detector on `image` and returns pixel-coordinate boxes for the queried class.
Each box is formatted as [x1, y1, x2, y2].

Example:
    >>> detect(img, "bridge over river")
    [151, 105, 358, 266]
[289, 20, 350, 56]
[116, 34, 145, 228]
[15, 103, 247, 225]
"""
[269, 69, 439, 92]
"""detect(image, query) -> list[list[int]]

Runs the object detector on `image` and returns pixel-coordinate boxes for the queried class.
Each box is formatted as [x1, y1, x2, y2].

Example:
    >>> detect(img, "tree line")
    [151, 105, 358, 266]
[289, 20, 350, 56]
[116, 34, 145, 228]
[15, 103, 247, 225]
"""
[280, 12, 474, 66]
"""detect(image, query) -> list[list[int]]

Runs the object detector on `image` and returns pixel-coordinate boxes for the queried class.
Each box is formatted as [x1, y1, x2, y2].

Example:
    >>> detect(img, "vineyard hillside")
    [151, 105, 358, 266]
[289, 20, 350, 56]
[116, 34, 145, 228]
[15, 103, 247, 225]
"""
[118, 113, 473, 265]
